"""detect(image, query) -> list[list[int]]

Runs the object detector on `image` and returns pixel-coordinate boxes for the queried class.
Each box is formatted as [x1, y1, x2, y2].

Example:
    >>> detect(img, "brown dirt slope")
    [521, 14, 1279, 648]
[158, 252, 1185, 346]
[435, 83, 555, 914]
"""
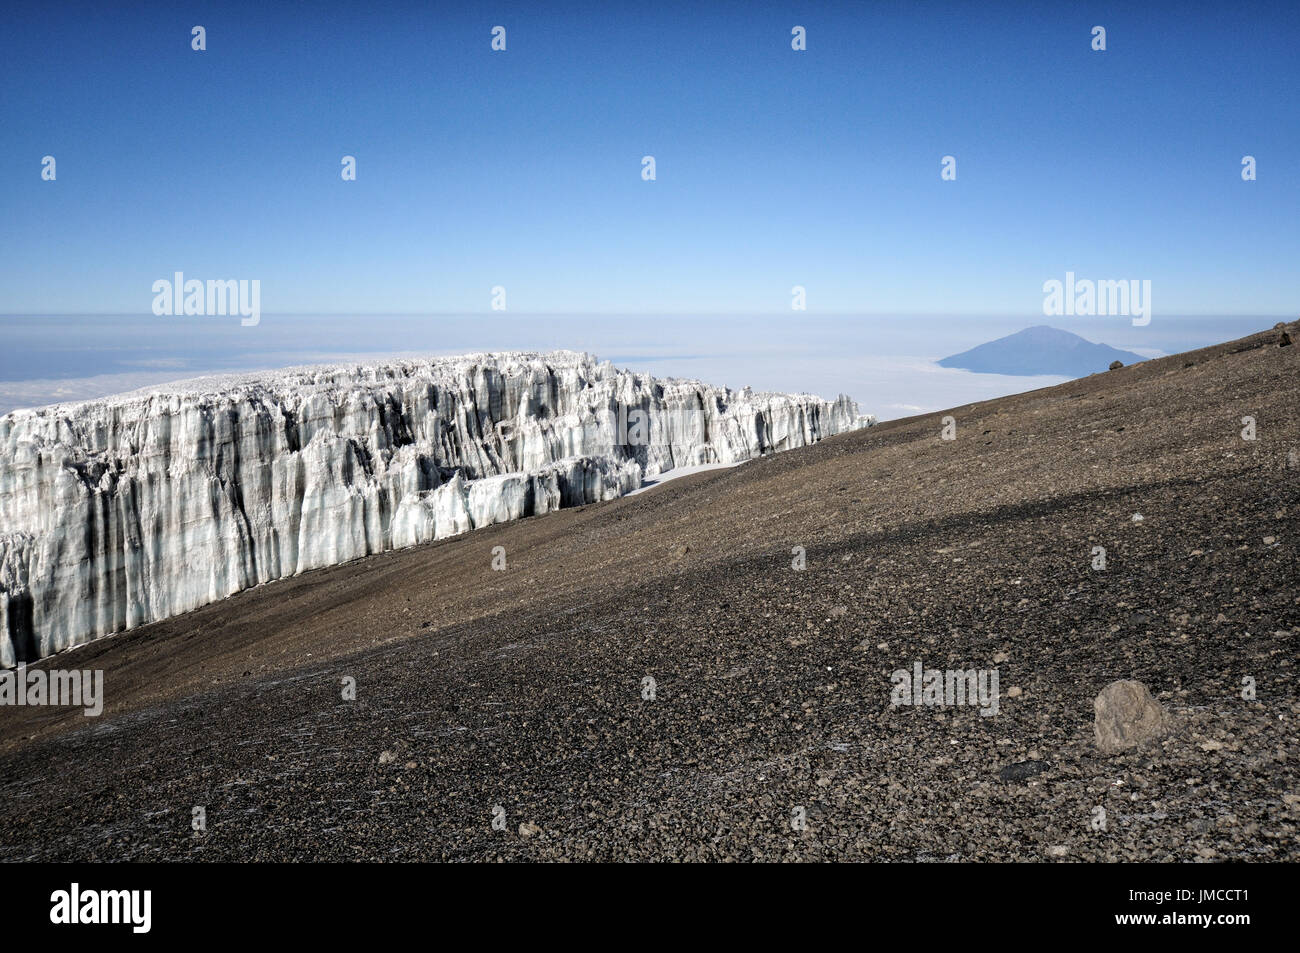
[1, 323, 1297, 861]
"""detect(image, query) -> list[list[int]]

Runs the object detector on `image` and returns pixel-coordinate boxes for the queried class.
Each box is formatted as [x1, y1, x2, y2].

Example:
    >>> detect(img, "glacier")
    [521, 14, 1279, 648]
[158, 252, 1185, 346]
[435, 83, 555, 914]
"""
[0, 351, 872, 665]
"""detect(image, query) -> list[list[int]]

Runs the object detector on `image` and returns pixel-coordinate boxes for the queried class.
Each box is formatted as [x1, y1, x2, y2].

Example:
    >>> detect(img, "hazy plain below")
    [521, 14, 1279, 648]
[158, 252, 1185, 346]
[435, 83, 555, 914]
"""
[0, 313, 1276, 420]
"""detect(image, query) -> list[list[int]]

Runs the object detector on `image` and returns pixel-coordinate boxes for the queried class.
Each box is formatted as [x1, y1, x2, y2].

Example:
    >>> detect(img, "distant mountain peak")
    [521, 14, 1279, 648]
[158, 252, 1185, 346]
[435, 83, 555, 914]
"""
[937, 326, 1145, 378]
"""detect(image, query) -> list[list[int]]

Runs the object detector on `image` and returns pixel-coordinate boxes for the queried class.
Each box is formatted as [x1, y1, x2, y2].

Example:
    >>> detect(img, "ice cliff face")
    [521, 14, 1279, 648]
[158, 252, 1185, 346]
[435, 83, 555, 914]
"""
[0, 351, 872, 664]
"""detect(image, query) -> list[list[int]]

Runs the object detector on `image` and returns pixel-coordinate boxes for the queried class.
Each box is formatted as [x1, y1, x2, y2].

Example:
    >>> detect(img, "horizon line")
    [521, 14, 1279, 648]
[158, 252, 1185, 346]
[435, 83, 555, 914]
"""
[0, 311, 1292, 320]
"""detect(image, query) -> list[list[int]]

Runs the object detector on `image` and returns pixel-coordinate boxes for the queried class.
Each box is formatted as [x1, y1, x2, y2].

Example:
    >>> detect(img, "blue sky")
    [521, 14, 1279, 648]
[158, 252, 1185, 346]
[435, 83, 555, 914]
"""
[2, 0, 1297, 317]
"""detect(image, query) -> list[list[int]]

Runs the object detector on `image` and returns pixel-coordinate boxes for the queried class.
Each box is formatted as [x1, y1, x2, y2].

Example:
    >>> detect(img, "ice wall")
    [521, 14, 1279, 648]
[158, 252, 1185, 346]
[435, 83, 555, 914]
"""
[0, 351, 871, 664]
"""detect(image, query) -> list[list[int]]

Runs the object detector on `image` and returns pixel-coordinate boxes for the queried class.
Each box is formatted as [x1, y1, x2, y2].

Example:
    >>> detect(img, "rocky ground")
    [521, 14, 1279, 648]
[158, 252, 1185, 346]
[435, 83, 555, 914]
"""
[1, 324, 1297, 861]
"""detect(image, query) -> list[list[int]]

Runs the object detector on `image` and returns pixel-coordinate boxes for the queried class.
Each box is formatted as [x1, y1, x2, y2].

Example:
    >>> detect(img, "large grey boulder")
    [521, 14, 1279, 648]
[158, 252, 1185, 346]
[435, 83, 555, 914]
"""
[1094, 680, 1169, 753]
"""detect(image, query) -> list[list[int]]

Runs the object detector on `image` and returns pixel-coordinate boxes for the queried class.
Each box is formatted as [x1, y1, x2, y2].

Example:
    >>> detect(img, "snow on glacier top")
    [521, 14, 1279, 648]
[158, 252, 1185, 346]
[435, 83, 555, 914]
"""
[0, 349, 848, 421]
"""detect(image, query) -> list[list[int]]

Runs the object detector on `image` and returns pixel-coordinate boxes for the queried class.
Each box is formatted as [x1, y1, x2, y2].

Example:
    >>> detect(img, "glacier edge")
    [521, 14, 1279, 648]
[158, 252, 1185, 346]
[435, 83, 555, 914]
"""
[0, 350, 872, 665]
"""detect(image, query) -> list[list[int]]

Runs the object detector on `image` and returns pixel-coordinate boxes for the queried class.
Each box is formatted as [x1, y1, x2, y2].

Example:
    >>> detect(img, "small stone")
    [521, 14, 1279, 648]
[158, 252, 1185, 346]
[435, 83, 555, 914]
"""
[1130, 513, 1144, 522]
[518, 821, 542, 838]
[993, 651, 1009, 664]
[1108, 360, 1123, 371]
[1047, 845, 1068, 857]
[1007, 686, 1022, 698]
[1094, 680, 1170, 754]
[999, 760, 1046, 782]
[1263, 536, 1276, 545]
[378, 750, 396, 765]
[829, 605, 847, 619]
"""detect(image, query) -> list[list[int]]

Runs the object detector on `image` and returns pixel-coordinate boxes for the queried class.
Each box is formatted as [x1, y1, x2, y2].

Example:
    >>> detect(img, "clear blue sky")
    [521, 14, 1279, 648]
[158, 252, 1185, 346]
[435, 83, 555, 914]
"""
[2, 0, 1297, 316]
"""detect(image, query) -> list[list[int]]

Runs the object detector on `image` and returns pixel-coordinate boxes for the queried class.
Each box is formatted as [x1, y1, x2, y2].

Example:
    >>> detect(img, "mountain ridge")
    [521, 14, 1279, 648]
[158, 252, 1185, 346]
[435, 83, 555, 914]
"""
[938, 325, 1146, 377]
[1, 322, 1296, 861]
